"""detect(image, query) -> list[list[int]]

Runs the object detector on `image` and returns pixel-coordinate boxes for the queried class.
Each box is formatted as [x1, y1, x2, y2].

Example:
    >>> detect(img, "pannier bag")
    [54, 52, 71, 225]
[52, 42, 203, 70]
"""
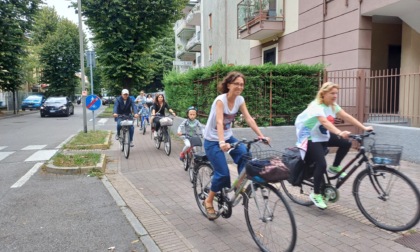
[159, 117, 173, 126]
[282, 147, 311, 186]
[246, 156, 290, 183]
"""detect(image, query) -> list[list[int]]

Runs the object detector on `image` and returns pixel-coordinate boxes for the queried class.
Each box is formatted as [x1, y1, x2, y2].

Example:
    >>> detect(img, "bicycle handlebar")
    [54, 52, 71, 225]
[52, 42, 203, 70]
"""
[349, 131, 375, 142]
[228, 137, 270, 154]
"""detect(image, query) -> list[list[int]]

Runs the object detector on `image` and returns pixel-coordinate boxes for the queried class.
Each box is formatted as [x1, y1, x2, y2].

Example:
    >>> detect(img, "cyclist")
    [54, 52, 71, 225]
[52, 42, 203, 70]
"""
[138, 103, 149, 130]
[177, 106, 204, 161]
[113, 89, 139, 147]
[151, 94, 176, 138]
[135, 90, 146, 108]
[202, 71, 269, 220]
[295, 81, 373, 209]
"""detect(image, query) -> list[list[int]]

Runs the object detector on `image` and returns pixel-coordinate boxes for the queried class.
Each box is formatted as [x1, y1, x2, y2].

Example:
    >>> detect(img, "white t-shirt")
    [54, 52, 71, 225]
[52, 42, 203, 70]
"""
[295, 101, 342, 145]
[204, 94, 244, 141]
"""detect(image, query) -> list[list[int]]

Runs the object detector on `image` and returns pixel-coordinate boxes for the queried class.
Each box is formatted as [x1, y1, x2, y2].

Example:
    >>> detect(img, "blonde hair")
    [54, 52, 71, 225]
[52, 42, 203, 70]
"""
[315, 82, 339, 104]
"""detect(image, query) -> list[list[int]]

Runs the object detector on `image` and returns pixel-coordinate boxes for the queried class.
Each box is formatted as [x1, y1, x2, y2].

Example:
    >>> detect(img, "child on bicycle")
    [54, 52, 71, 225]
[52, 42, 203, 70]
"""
[177, 106, 204, 161]
[138, 103, 149, 129]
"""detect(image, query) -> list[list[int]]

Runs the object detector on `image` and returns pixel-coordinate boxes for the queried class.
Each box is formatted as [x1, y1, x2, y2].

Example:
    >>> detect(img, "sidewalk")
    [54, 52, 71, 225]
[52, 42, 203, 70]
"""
[103, 122, 420, 252]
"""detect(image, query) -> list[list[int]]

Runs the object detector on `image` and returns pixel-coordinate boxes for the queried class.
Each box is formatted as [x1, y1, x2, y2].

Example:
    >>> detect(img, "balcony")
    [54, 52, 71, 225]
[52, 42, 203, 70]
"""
[186, 31, 201, 52]
[237, 0, 285, 40]
[186, 2, 201, 26]
[175, 19, 195, 39]
[176, 46, 196, 61]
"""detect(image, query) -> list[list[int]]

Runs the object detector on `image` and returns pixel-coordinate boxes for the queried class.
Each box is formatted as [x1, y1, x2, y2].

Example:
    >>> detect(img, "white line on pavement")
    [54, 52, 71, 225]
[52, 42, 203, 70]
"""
[98, 118, 108, 125]
[0, 146, 7, 150]
[21, 145, 47, 150]
[0, 152, 14, 161]
[24, 150, 57, 162]
[11, 162, 43, 188]
[55, 134, 75, 149]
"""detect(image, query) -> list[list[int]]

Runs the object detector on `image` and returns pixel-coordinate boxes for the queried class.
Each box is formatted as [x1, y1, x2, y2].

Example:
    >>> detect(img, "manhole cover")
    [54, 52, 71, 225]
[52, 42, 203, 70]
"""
[394, 232, 420, 252]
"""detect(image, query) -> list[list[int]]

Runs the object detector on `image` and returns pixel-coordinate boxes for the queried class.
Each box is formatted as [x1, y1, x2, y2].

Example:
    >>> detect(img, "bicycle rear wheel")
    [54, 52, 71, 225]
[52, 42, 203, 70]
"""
[163, 129, 171, 156]
[193, 163, 221, 219]
[353, 166, 420, 231]
[244, 183, 297, 252]
[142, 120, 146, 135]
[123, 130, 130, 159]
[280, 180, 314, 206]
[183, 151, 190, 171]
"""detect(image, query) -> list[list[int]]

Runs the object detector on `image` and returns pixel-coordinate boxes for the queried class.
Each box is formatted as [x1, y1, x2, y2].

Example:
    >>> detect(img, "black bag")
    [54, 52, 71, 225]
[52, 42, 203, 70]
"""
[282, 147, 311, 186]
[246, 157, 290, 183]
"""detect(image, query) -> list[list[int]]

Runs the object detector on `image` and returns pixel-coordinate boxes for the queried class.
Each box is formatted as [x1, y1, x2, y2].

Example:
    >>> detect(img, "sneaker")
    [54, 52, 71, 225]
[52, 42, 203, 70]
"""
[310, 193, 327, 209]
[153, 131, 158, 138]
[328, 165, 347, 178]
[130, 141, 134, 147]
[115, 135, 119, 140]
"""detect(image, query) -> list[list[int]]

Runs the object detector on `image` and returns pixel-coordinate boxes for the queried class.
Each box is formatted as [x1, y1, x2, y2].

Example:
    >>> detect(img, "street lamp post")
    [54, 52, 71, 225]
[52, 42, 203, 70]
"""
[77, 0, 88, 133]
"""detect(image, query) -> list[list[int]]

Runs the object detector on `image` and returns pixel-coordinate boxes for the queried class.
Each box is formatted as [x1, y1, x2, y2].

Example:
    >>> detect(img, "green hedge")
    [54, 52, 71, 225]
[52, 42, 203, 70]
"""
[163, 62, 324, 126]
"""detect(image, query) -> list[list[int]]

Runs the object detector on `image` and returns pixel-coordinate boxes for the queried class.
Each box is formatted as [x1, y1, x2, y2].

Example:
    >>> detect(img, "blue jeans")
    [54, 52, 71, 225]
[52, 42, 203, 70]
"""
[204, 136, 247, 192]
[117, 118, 134, 142]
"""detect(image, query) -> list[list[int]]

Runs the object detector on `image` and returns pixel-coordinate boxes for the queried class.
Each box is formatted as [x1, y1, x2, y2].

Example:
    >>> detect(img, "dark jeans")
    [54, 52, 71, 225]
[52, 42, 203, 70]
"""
[305, 134, 351, 194]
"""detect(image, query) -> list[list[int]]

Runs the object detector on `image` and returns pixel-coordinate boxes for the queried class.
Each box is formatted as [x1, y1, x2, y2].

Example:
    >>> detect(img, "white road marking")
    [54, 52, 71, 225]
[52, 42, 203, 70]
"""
[11, 163, 43, 188]
[25, 150, 57, 162]
[55, 134, 75, 149]
[21, 145, 47, 150]
[98, 118, 108, 125]
[0, 152, 14, 161]
[0, 146, 7, 150]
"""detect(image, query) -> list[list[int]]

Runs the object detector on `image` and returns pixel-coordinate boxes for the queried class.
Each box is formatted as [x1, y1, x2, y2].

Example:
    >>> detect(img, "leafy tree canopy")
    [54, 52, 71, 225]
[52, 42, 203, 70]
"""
[81, 0, 188, 92]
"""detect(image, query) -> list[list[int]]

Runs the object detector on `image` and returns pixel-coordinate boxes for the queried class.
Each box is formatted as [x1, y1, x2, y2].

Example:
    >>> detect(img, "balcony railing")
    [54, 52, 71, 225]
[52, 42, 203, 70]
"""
[237, 0, 285, 40]
[175, 19, 195, 39]
[186, 2, 201, 26]
[186, 31, 201, 52]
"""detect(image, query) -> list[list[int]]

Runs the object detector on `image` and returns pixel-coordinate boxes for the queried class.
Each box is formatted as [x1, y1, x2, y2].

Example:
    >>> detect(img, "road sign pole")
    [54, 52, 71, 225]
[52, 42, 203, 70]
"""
[78, 0, 88, 133]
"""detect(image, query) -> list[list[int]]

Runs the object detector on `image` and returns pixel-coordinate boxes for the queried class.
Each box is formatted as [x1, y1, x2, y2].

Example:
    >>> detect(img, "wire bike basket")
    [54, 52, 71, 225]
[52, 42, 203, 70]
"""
[120, 120, 134, 126]
[244, 150, 289, 183]
[159, 117, 173, 126]
[370, 144, 403, 166]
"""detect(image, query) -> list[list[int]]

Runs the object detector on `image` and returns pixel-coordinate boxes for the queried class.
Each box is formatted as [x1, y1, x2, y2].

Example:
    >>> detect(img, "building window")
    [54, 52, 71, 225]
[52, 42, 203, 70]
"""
[208, 13, 212, 30]
[263, 45, 277, 65]
[209, 46, 213, 61]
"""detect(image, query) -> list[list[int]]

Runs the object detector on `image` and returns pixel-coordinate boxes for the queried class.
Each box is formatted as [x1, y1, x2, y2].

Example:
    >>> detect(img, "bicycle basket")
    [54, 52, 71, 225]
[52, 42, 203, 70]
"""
[371, 144, 403, 166]
[244, 150, 289, 183]
[159, 117, 173, 126]
[120, 120, 134, 126]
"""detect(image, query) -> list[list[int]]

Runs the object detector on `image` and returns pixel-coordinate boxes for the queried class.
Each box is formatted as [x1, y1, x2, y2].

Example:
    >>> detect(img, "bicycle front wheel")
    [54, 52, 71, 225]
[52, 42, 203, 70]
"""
[154, 130, 161, 149]
[193, 163, 220, 219]
[244, 183, 297, 252]
[353, 166, 420, 232]
[163, 129, 171, 156]
[123, 130, 130, 159]
[119, 133, 124, 152]
[280, 180, 314, 206]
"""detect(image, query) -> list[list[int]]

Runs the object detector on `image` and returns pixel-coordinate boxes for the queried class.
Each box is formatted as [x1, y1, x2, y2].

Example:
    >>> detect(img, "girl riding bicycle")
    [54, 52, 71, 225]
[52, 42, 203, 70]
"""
[177, 106, 204, 161]
[202, 71, 269, 220]
[138, 103, 149, 129]
[295, 81, 373, 209]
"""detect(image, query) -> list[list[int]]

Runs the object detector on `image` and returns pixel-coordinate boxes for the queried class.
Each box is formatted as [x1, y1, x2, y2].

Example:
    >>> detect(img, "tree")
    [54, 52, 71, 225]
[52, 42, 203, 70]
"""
[40, 19, 80, 97]
[31, 6, 60, 46]
[0, 0, 41, 93]
[81, 0, 188, 92]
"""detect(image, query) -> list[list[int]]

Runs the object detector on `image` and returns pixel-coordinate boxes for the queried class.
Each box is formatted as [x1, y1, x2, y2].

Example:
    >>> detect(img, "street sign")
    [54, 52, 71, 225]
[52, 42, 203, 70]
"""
[172, 61, 193, 66]
[86, 94, 101, 111]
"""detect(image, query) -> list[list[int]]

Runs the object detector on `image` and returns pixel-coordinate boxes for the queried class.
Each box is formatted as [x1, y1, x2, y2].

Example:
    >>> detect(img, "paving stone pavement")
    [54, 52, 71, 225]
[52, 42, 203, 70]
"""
[103, 123, 419, 252]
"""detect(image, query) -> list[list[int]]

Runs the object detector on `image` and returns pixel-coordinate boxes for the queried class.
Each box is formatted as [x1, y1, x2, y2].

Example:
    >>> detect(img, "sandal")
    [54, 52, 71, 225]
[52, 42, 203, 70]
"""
[202, 201, 217, 220]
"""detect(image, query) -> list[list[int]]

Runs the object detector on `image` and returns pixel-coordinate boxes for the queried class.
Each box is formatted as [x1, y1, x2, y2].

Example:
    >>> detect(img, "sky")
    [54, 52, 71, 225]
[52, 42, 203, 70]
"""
[42, 0, 93, 49]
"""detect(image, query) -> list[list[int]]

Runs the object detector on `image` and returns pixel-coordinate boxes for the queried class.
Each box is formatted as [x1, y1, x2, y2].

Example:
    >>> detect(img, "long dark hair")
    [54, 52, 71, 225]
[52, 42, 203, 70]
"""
[154, 94, 165, 105]
[217, 71, 246, 94]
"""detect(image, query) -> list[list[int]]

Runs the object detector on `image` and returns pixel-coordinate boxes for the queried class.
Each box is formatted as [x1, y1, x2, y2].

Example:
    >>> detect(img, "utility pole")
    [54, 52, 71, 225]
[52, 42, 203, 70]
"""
[77, 0, 88, 133]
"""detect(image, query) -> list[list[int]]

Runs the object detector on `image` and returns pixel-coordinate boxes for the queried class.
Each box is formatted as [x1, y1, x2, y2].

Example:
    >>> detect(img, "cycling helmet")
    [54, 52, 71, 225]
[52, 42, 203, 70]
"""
[186, 106, 198, 115]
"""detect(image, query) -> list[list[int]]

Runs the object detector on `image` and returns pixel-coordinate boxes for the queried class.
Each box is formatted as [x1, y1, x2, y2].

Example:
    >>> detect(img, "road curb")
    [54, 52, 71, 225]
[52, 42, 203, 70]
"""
[43, 153, 106, 175]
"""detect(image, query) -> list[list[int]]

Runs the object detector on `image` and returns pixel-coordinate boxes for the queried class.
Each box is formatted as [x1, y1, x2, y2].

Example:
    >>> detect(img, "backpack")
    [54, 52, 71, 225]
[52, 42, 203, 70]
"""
[282, 147, 312, 186]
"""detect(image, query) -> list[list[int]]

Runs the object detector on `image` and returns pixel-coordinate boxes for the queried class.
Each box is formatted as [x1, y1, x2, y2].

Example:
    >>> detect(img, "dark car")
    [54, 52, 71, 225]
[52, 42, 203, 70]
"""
[40, 97, 74, 117]
[102, 96, 115, 105]
[21, 95, 46, 111]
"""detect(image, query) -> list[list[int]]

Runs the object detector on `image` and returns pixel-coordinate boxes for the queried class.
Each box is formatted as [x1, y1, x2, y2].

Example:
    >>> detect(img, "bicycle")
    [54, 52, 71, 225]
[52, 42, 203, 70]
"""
[280, 131, 420, 232]
[151, 114, 173, 156]
[180, 134, 203, 183]
[193, 138, 297, 252]
[139, 114, 149, 135]
[118, 115, 134, 159]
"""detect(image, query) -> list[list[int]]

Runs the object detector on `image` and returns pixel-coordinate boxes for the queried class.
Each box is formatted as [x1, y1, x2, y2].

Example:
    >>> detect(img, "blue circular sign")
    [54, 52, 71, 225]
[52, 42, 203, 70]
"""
[86, 94, 101, 111]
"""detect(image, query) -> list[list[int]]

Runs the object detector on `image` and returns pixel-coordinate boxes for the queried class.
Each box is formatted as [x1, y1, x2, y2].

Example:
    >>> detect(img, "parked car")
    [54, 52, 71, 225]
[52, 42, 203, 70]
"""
[102, 96, 115, 105]
[21, 95, 46, 111]
[40, 97, 74, 117]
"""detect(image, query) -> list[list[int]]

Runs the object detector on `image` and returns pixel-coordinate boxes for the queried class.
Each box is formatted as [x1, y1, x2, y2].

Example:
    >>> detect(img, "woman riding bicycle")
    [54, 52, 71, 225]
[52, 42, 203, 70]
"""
[202, 71, 269, 220]
[295, 81, 373, 209]
[151, 94, 176, 138]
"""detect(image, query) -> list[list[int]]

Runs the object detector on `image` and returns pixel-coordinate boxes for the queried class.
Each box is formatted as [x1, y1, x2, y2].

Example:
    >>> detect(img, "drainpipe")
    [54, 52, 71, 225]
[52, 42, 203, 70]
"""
[225, 0, 228, 63]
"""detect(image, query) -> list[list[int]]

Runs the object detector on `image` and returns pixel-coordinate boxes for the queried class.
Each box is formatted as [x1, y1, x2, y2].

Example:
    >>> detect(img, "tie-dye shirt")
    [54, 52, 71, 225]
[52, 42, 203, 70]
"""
[295, 101, 341, 145]
[204, 94, 244, 141]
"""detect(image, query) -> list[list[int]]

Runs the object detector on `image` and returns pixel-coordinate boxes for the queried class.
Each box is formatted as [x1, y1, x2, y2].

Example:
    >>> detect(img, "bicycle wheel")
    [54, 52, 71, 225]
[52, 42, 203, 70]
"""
[163, 129, 171, 156]
[280, 180, 314, 206]
[183, 151, 190, 171]
[193, 163, 221, 219]
[123, 130, 130, 159]
[353, 166, 420, 232]
[244, 182, 297, 252]
[154, 129, 161, 149]
[136, 116, 140, 127]
[187, 153, 194, 183]
[142, 120, 146, 135]
[119, 132, 124, 152]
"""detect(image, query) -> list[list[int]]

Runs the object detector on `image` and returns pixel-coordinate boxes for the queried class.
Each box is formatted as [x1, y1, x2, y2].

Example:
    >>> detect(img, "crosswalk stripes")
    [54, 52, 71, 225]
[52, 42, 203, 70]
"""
[0, 152, 14, 162]
[0, 145, 58, 162]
